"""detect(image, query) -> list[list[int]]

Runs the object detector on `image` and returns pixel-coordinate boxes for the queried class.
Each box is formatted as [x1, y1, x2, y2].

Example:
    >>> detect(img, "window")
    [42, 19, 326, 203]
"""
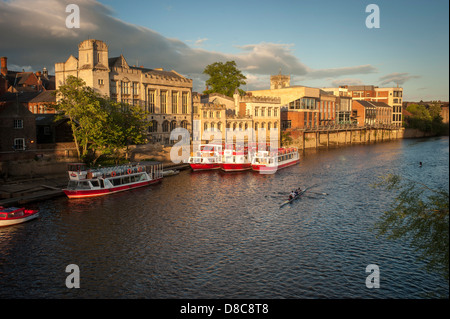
[14, 119, 23, 129]
[172, 91, 178, 114]
[182, 92, 188, 114]
[98, 79, 104, 85]
[111, 80, 117, 94]
[121, 81, 129, 95]
[261, 108, 265, 117]
[160, 91, 167, 113]
[148, 89, 156, 113]
[170, 121, 177, 131]
[132, 82, 139, 95]
[268, 108, 272, 117]
[149, 120, 158, 133]
[14, 138, 25, 150]
[162, 121, 169, 132]
[254, 108, 259, 116]
[274, 108, 278, 117]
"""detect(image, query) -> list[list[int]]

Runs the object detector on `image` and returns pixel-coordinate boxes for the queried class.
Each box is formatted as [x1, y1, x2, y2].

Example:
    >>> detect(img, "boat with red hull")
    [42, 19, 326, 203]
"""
[0, 206, 39, 227]
[63, 161, 163, 199]
[251, 147, 300, 174]
[221, 148, 252, 172]
[188, 144, 223, 171]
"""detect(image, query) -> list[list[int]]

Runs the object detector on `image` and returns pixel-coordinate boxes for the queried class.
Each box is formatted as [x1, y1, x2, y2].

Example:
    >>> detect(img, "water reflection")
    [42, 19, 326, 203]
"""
[0, 137, 448, 298]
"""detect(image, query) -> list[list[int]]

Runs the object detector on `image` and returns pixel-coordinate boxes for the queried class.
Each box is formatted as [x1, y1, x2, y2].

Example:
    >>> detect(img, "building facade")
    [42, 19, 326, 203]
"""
[344, 85, 402, 127]
[55, 39, 193, 145]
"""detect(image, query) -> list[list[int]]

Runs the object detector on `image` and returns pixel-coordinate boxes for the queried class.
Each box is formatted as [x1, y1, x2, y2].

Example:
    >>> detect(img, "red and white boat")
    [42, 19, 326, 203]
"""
[0, 206, 39, 227]
[188, 144, 223, 171]
[221, 148, 252, 172]
[63, 161, 163, 199]
[251, 147, 300, 173]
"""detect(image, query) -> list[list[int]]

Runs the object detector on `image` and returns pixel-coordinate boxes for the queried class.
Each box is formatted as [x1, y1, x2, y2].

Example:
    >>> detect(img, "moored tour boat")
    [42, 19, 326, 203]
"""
[188, 144, 223, 171]
[251, 147, 300, 173]
[63, 161, 163, 199]
[0, 206, 39, 227]
[221, 148, 252, 172]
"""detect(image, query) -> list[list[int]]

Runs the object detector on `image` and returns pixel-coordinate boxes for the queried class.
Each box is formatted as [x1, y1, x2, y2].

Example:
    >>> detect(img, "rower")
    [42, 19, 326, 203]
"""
[289, 190, 296, 200]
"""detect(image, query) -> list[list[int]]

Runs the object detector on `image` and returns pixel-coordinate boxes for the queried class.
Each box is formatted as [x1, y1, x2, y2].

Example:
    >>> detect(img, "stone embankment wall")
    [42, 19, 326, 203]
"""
[285, 128, 436, 150]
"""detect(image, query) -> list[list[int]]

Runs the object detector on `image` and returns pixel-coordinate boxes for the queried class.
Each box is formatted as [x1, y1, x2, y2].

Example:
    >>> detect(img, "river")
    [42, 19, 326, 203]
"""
[0, 137, 448, 299]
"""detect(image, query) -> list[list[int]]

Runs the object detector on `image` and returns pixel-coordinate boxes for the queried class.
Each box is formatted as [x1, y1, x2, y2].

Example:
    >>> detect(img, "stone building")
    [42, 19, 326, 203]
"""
[55, 39, 193, 145]
[192, 91, 281, 147]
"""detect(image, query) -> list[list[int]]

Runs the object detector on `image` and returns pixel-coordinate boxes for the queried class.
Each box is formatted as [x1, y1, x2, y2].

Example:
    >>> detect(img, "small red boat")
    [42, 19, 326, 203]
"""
[188, 144, 223, 171]
[0, 206, 39, 227]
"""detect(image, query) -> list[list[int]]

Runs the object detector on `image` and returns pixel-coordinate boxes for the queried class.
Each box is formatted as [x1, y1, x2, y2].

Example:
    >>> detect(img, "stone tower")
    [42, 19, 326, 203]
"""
[77, 39, 110, 96]
[270, 70, 290, 90]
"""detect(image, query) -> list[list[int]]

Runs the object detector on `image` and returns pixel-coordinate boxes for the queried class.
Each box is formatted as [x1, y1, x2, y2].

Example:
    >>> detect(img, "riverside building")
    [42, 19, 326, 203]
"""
[55, 39, 193, 145]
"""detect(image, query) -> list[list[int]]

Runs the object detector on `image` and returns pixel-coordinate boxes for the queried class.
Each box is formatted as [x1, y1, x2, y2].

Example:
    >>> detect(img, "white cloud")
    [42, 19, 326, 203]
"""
[0, 0, 380, 91]
[379, 72, 420, 86]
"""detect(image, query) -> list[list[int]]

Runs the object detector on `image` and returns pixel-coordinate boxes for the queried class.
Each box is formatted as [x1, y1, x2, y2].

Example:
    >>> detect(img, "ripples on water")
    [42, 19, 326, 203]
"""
[0, 137, 448, 299]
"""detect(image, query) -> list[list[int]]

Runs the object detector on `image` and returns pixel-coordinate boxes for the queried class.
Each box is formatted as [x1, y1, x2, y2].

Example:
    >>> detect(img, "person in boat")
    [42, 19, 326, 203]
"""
[289, 190, 296, 200]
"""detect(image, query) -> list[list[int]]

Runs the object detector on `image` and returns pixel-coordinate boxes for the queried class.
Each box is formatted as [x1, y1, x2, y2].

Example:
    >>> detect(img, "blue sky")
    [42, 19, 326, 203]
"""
[0, 0, 448, 100]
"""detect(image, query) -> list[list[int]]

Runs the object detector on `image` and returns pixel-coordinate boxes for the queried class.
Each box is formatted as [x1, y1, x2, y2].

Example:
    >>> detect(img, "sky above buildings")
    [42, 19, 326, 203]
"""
[0, 0, 448, 101]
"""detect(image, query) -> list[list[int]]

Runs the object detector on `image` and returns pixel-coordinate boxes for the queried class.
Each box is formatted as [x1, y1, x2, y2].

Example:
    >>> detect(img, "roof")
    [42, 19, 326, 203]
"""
[0, 100, 35, 118]
[355, 100, 391, 108]
[29, 90, 56, 103]
[108, 55, 188, 82]
[0, 91, 41, 102]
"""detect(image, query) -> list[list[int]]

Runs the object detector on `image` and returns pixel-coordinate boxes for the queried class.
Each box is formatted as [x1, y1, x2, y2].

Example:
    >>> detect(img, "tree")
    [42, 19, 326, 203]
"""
[55, 75, 150, 164]
[54, 76, 101, 160]
[203, 61, 247, 97]
[372, 174, 449, 287]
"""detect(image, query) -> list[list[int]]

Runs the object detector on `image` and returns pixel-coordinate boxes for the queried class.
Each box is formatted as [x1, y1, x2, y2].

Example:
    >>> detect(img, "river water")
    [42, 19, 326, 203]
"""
[0, 137, 448, 299]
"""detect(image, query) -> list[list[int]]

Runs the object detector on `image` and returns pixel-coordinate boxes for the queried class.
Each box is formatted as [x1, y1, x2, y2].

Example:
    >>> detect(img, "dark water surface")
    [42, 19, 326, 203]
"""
[1, 137, 448, 299]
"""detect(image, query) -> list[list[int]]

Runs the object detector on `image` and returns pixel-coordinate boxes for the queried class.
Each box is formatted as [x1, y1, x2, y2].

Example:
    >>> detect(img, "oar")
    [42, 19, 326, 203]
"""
[307, 191, 328, 195]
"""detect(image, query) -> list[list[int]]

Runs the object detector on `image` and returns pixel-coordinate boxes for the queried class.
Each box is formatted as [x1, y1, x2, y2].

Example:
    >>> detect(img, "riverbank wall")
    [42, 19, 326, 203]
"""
[285, 127, 437, 150]
[0, 127, 440, 181]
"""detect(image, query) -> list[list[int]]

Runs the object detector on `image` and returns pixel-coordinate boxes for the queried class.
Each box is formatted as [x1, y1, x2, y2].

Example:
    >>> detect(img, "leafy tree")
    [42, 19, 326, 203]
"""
[55, 75, 149, 164]
[203, 61, 247, 97]
[373, 174, 449, 287]
[405, 103, 447, 135]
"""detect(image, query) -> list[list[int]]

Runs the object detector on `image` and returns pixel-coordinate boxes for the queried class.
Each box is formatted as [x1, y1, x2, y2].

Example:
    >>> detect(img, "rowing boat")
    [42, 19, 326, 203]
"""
[279, 187, 308, 208]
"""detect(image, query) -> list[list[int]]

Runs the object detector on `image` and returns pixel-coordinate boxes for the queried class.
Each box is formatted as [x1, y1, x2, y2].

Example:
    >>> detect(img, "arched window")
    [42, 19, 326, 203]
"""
[170, 121, 177, 131]
[162, 121, 169, 132]
[204, 122, 208, 131]
[149, 120, 158, 133]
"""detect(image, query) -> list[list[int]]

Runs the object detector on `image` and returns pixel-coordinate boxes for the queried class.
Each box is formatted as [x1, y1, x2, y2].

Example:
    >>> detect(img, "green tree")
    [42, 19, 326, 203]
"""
[54, 76, 101, 160]
[203, 61, 247, 97]
[373, 174, 449, 287]
[55, 75, 149, 164]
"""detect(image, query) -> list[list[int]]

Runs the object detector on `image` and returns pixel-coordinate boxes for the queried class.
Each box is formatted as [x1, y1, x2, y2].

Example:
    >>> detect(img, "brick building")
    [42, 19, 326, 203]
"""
[0, 100, 37, 153]
[0, 56, 55, 94]
[352, 100, 392, 127]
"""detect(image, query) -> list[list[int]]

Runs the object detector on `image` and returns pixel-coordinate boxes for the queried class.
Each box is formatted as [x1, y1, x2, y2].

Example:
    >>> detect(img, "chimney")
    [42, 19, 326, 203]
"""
[1, 56, 7, 76]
